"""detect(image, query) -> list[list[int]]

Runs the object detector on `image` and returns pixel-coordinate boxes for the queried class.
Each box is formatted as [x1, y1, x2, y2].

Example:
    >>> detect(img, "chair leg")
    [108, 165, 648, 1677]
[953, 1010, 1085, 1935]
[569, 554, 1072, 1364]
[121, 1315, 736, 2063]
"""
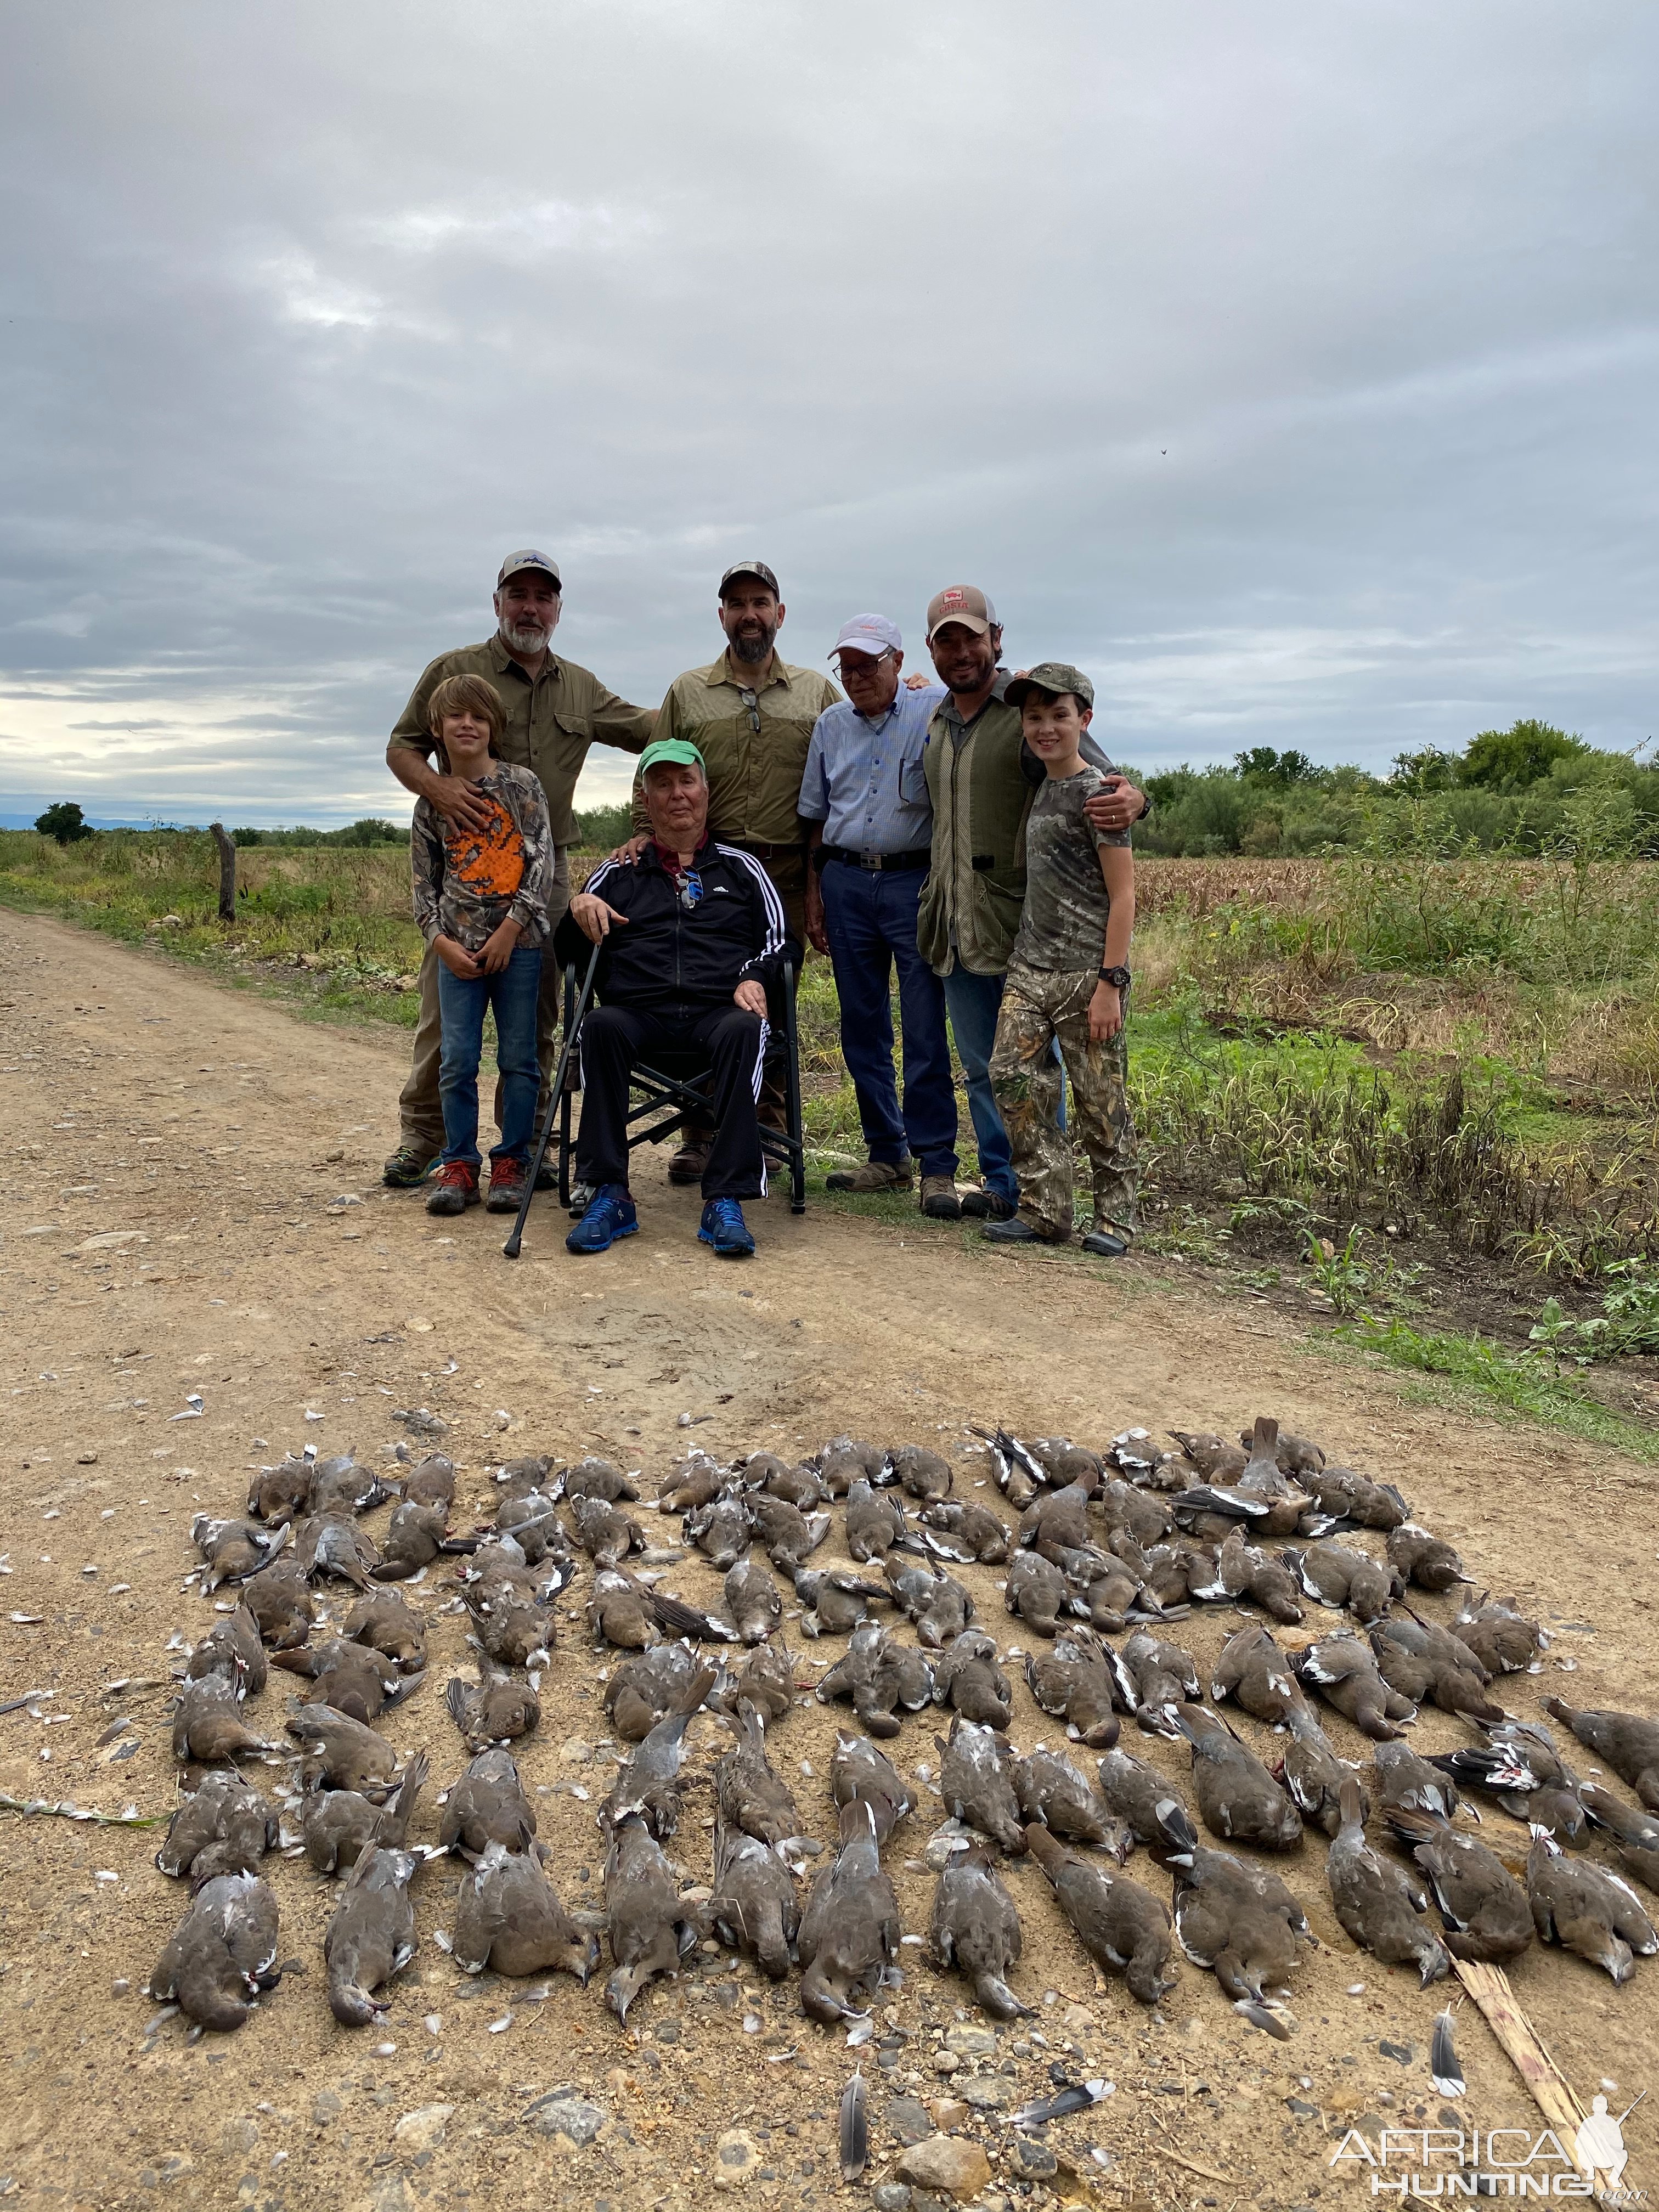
[783, 960, 807, 1215]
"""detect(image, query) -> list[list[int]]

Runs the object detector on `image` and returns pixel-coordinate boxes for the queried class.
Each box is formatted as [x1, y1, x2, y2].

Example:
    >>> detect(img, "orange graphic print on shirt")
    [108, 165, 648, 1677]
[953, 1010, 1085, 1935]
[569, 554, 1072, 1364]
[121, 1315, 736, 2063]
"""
[444, 795, 525, 902]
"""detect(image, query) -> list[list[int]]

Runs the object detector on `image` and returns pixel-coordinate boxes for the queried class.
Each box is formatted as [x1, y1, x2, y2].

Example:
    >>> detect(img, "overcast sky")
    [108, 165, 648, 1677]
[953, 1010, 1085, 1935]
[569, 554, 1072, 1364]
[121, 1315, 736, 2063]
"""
[2, 2, 1655, 826]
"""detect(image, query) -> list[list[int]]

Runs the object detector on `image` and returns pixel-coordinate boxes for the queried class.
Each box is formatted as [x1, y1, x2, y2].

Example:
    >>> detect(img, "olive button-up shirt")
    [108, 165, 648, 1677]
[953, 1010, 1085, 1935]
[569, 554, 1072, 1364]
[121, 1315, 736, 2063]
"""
[388, 635, 654, 847]
[653, 651, 842, 845]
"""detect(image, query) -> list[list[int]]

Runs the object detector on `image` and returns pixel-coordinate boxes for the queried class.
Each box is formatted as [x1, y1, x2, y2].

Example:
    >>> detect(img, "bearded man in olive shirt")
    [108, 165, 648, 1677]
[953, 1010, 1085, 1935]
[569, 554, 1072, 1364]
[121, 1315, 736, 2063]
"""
[382, 550, 656, 1188]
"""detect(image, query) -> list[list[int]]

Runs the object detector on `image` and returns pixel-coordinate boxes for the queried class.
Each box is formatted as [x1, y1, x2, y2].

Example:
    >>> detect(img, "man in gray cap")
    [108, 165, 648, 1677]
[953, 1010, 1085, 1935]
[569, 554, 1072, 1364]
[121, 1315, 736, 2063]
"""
[381, 550, 656, 1187]
[916, 585, 1146, 1219]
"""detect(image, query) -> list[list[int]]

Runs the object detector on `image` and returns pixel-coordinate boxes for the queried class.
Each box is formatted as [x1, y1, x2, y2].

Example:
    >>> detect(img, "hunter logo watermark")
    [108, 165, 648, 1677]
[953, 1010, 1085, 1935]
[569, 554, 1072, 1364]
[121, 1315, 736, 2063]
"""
[1330, 2097, 1646, 2199]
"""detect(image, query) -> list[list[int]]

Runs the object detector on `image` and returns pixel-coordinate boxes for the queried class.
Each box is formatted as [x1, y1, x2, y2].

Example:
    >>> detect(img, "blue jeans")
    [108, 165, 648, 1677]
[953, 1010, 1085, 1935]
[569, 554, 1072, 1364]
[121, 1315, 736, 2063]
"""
[436, 944, 543, 1169]
[942, 960, 1065, 1203]
[821, 861, 958, 1180]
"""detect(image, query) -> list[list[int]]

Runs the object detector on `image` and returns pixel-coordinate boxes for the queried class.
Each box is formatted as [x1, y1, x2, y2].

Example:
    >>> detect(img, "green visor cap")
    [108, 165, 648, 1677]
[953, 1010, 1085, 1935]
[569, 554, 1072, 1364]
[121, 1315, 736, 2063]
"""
[1006, 661, 1095, 710]
[638, 738, 707, 775]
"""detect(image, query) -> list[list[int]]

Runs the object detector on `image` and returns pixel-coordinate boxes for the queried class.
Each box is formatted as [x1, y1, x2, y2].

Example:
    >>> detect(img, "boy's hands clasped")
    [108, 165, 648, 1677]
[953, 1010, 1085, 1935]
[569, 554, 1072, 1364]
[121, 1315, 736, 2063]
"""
[435, 915, 523, 978]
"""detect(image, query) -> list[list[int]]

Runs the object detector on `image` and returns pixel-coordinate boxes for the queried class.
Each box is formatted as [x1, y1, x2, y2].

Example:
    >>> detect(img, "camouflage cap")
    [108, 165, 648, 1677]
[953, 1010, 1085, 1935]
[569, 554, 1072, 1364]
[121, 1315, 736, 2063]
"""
[719, 559, 780, 599]
[1005, 661, 1095, 710]
[924, 584, 998, 640]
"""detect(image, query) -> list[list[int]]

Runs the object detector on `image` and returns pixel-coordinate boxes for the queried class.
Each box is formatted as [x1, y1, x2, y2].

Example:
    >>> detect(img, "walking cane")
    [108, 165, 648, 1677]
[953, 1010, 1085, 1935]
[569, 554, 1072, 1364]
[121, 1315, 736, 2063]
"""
[503, 941, 602, 1260]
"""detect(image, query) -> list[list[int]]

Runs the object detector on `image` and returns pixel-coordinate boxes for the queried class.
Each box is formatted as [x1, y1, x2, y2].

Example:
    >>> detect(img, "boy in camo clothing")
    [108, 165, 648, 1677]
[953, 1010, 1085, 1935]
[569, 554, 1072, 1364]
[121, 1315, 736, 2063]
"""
[983, 662, 1138, 1255]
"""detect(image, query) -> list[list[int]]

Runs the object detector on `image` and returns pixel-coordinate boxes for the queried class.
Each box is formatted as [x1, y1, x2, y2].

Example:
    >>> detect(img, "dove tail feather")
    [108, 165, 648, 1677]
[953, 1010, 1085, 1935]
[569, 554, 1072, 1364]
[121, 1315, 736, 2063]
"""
[839, 2069, 868, 2181]
[1431, 2008, 1464, 2097]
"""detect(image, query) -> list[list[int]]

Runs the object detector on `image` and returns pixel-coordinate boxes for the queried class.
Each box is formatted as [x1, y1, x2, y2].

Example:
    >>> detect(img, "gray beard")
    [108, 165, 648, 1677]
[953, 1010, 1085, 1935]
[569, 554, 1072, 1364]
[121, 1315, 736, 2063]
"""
[499, 618, 549, 654]
[729, 625, 775, 665]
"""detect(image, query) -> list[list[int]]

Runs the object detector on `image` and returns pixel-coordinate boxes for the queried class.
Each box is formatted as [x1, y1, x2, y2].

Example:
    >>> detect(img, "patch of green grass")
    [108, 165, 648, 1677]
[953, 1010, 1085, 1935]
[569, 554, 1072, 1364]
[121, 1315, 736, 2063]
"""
[1326, 1313, 1659, 1463]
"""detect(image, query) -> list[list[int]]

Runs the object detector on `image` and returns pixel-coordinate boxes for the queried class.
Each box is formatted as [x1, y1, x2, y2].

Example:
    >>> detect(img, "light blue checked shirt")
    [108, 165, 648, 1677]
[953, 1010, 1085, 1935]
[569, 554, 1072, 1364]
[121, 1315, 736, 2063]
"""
[797, 681, 946, 855]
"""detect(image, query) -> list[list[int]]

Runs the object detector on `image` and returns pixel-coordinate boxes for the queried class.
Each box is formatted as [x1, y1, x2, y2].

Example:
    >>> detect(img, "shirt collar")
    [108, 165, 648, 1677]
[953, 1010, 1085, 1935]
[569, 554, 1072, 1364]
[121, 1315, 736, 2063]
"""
[704, 649, 788, 693]
[487, 633, 562, 685]
[644, 831, 712, 873]
[941, 667, 1011, 731]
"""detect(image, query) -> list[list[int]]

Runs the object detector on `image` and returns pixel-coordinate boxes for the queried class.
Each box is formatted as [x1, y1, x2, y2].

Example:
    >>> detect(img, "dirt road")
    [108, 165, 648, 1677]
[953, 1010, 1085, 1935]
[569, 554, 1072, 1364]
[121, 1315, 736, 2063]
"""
[2, 906, 1656, 2211]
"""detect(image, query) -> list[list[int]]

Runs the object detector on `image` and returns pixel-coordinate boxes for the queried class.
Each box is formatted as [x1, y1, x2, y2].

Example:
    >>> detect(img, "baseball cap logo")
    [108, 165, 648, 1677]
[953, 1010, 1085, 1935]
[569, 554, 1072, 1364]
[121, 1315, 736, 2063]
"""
[940, 589, 965, 609]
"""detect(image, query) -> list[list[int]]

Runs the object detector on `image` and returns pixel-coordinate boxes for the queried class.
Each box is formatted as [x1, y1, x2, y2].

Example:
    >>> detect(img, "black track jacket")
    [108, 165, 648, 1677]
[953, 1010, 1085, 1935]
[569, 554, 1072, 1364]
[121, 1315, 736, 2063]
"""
[553, 837, 800, 1014]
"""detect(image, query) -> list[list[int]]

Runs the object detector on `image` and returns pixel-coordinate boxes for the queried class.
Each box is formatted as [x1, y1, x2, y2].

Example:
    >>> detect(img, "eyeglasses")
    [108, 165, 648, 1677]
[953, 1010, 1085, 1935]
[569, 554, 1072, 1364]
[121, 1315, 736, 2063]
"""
[678, 869, 703, 911]
[738, 688, 761, 736]
[834, 650, 894, 675]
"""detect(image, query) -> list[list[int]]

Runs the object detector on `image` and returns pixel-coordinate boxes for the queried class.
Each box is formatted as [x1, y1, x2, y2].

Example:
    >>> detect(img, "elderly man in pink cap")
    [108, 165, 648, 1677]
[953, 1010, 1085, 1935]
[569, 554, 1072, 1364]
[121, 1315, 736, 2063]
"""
[798, 612, 961, 1220]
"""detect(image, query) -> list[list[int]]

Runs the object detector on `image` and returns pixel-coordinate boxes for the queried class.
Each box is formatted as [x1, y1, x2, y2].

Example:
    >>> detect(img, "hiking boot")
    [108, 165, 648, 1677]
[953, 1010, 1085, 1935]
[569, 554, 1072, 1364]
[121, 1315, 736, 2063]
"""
[383, 1143, 440, 1188]
[1081, 1224, 1131, 1257]
[960, 1186, 1016, 1221]
[919, 1175, 961, 1220]
[698, 1197, 755, 1259]
[426, 1161, 480, 1216]
[668, 1138, 712, 1185]
[534, 1156, 559, 1192]
[980, 1214, 1062, 1245]
[485, 1158, 528, 1214]
[566, 1183, 639, 1255]
[826, 1156, 913, 1193]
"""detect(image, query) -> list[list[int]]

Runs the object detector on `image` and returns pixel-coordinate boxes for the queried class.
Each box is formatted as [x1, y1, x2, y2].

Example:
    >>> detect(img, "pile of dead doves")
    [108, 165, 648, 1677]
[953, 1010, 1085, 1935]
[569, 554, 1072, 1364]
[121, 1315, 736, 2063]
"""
[152, 1415, 1659, 2126]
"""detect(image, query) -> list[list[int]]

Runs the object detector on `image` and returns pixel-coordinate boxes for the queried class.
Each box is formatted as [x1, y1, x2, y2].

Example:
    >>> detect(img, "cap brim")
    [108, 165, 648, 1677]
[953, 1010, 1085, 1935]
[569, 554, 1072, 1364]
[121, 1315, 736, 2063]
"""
[499, 564, 560, 586]
[926, 616, 990, 640]
[832, 640, 895, 659]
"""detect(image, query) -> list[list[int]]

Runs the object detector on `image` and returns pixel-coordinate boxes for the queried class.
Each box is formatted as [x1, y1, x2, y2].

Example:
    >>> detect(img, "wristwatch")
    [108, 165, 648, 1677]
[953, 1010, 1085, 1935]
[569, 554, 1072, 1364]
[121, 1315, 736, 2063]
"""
[1098, 965, 1131, 989]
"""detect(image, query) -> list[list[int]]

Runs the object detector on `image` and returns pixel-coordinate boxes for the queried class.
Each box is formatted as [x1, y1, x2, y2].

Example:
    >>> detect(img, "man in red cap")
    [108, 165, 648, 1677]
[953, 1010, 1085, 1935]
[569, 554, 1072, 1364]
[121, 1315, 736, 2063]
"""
[381, 550, 656, 1188]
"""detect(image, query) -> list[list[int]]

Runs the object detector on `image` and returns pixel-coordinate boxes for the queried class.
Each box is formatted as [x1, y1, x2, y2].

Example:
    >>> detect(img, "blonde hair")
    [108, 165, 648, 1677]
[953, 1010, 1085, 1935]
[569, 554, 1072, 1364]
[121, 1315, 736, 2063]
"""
[427, 673, 505, 770]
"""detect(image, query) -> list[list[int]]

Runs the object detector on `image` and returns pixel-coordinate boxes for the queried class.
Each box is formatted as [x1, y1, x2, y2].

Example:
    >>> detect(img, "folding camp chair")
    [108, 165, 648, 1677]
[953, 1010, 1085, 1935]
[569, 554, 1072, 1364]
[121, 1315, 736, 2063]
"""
[503, 941, 806, 1257]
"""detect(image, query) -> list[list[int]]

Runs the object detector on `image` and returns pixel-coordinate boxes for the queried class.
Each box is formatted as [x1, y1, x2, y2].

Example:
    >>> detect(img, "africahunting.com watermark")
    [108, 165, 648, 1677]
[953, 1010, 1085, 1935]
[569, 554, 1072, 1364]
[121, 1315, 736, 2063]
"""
[1330, 2110, 1645, 2200]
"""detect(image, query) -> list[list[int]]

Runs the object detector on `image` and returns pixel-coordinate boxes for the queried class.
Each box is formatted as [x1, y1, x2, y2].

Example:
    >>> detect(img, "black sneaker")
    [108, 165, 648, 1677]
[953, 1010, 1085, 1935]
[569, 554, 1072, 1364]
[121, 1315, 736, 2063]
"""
[1081, 1226, 1130, 1257]
[981, 1215, 1059, 1245]
[383, 1144, 440, 1188]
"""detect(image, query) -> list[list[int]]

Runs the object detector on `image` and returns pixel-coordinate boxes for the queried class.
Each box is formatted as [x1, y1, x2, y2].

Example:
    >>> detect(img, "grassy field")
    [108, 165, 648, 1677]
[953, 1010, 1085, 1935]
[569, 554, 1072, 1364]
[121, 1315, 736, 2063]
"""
[4, 822, 1658, 1443]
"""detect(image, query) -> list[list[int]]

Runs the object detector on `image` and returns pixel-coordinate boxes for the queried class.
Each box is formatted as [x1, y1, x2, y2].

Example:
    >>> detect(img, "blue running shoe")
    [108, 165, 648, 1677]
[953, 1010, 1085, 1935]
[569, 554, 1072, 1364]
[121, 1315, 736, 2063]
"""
[566, 1183, 638, 1255]
[698, 1197, 755, 1258]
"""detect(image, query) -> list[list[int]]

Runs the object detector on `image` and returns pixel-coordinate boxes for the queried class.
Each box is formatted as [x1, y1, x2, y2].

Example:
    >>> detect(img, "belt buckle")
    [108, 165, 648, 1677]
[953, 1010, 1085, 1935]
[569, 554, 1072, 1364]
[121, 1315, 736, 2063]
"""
[859, 851, 883, 871]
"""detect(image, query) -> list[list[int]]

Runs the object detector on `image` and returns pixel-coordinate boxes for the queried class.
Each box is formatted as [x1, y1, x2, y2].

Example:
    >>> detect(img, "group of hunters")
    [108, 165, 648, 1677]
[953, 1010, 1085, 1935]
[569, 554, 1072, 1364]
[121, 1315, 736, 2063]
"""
[392, 551, 1149, 1262]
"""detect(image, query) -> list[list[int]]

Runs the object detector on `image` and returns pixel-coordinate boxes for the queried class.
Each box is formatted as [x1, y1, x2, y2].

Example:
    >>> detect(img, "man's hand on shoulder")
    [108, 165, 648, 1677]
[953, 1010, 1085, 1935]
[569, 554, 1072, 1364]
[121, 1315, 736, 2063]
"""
[733, 979, 768, 1017]
[608, 831, 651, 864]
[902, 671, 933, 692]
[570, 892, 629, 944]
[1085, 775, 1147, 833]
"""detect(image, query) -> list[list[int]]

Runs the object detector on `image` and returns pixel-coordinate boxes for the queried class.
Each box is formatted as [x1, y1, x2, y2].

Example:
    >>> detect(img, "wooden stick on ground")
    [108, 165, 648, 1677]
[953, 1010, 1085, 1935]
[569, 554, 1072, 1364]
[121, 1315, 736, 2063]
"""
[1451, 1957, 1619, 2204]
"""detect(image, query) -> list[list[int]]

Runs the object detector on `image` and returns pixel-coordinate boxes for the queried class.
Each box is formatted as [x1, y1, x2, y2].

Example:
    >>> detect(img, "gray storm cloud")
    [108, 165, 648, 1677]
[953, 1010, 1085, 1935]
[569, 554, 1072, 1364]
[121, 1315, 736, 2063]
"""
[1, 0, 1654, 823]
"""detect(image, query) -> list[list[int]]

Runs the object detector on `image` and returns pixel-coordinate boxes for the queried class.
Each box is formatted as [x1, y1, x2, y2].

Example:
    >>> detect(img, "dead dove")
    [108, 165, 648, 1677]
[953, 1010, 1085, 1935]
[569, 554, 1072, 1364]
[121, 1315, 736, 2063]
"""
[343, 1588, 426, 1673]
[654, 1451, 726, 1514]
[928, 1845, 1030, 2017]
[1386, 1522, 1474, 1593]
[1169, 1430, 1248, 1482]
[684, 1495, 751, 1571]
[882, 1555, 973, 1648]
[185, 1602, 268, 1699]
[1278, 1702, 1367, 1839]
[737, 1451, 828, 1509]
[272, 1637, 413, 1725]
[1283, 1539, 1401, 1625]
[1068, 1551, 1144, 1634]
[1024, 1627, 1119, 1747]
[938, 1714, 1025, 1852]
[369, 1499, 459, 1582]
[1325, 1776, 1449, 1986]
[816, 1622, 919, 1741]
[1202, 1527, 1304, 1624]
[1003, 1550, 1070, 1637]
[1372, 1740, 1461, 1822]
[172, 1677, 279, 1765]
[1541, 1697, 1659, 1811]
[1209, 1624, 1304, 1727]
[445, 1665, 540, 1754]
[1453, 1594, 1548, 1675]
[725, 1555, 783, 1644]
[605, 1812, 698, 2021]
[747, 1493, 831, 1573]
[494, 1453, 554, 1496]
[303, 1749, 428, 1875]
[1111, 1629, 1201, 1739]
[1237, 1420, 1325, 1475]
[588, 1570, 666, 1651]
[812, 1435, 887, 1497]
[712, 1641, 795, 1729]
[572, 1492, 645, 1568]
[716, 1697, 806, 1847]
[1030, 1436, 1104, 1489]
[285, 1703, 401, 1797]
[981, 1428, 1046, 1507]
[454, 1839, 599, 1983]
[708, 1819, 801, 1978]
[934, 1628, 1014, 1729]
[1097, 1478, 1176, 1548]
[1527, 1826, 1656, 1983]
[191, 1514, 287, 1590]
[1015, 1747, 1130, 1855]
[1384, 1806, 1534, 1961]
[1158, 1800, 1310, 2001]
[563, 1454, 640, 1504]
[240, 1558, 315, 1651]
[919, 1500, 1011, 1564]
[1292, 1634, 1415, 1740]
[830, 1731, 915, 1845]
[1368, 1620, 1505, 1723]
[156, 1770, 279, 1881]
[246, 1455, 315, 1525]
[1177, 1704, 1302, 1850]
[1097, 1746, 1181, 1848]
[799, 1796, 901, 2021]
[793, 1565, 890, 1638]
[1301, 1464, 1410, 1531]
[324, 1843, 419, 2024]
[1026, 1822, 1176, 2004]
[844, 1480, 907, 1562]
[1429, 1718, 1588, 1846]
[884, 1443, 954, 1502]
[1019, 1481, 1095, 1554]
[605, 1640, 707, 1741]
[293, 1510, 379, 1590]
[1580, 1787, 1659, 1894]
[396, 1452, 456, 1508]
[150, 1870, 280, 2031]
[493, 1488, 569, 1566]
[603, 1661, 716, 1836]
[310, 1456, 391, 1516]
[439, 1747, 537, 1860]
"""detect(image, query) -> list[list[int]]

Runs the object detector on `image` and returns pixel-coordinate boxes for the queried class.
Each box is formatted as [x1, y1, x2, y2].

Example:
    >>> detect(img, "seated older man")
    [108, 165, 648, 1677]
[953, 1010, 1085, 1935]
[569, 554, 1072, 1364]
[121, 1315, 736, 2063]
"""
[558, 737, 798, 1259]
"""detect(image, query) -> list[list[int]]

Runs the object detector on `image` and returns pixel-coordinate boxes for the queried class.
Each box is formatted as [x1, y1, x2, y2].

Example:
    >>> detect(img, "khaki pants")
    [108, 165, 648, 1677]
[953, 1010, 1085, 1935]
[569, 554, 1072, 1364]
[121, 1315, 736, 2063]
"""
[988, 961, 1139, 1241]
[397, 846, 572, 1156]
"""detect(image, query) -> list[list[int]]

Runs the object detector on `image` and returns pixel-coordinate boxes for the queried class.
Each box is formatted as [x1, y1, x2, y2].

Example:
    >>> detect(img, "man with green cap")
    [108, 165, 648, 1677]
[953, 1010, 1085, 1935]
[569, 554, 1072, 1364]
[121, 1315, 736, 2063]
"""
[380, 550, 656, 1188]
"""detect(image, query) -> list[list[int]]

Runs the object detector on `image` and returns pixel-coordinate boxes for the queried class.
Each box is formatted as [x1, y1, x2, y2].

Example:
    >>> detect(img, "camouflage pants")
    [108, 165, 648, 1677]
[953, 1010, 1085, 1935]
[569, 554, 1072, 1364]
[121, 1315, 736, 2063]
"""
[988, 962, 1139, 1242]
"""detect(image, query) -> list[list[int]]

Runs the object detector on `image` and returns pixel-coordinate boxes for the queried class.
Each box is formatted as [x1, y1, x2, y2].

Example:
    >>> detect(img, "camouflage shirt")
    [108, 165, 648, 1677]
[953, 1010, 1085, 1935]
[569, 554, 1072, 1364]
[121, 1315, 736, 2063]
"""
[411, 764, 555, 952]
[1010, 764, 1132, 973]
